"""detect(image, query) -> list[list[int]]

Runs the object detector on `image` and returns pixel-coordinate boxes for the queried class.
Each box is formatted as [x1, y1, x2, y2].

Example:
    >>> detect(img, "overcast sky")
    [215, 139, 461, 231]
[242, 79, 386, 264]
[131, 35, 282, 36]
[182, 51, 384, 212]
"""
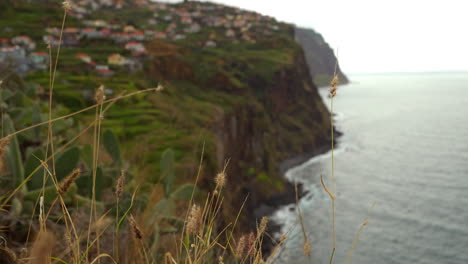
[156, 0, 468, 74]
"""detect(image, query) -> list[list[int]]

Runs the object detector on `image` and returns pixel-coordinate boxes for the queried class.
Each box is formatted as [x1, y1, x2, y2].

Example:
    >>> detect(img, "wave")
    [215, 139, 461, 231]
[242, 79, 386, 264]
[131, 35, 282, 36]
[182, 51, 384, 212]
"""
[285, 143, 348, 182]
[272, 144, 349, 239]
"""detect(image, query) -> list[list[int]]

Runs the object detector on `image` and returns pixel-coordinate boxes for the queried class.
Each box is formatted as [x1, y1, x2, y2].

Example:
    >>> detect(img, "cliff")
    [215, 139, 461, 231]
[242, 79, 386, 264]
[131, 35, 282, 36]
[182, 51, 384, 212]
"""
[295, 27, 349, 87]
[135, 35, 334, 229]
[212, 49, 333, 229]
[1, 0, 338, 242]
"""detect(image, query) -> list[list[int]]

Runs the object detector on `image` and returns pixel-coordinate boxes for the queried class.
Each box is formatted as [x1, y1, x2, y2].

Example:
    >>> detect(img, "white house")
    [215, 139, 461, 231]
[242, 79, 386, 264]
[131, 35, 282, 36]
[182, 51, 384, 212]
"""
[173, 34, 186, 41]
[124, 42, 147, 55]
[96, 64, 114, 77]
[81, 28, 101, 39]
[45, 27, 61, 36]
[184, 23, 201, 34]
[131, 31, 145, 41]
[43, 35, 61, 47]
[181, 16, 193, 24]
[205, 40, 217, 48]
[0, 45, 26, 60]
[75, 53, 92, 64]
[154, 31, 168, 40]
[30, 51, 49, 70]
[225, 29, 236, 38]
[12, 36, 36, 51]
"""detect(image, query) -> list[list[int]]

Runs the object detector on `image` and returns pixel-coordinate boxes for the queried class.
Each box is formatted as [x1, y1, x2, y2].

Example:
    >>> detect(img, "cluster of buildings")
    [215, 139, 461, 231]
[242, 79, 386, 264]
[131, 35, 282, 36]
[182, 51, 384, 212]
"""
[74, 52, 142, 77]
[0, 37, 49, 74]
[44, 24, 148, 49]
[1, 0, 285, 76]
[147, 2, 282, 46]
[65, 0, 282, 47]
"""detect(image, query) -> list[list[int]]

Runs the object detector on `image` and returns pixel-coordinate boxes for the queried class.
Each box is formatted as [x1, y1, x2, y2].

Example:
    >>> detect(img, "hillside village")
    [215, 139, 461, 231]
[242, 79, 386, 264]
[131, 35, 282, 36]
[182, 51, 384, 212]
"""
[1, 0, 286, 77]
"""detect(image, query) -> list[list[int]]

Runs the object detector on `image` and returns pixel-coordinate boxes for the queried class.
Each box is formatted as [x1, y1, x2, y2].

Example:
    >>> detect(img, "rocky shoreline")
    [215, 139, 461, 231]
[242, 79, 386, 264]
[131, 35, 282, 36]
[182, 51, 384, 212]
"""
[255, 132, 341, 256]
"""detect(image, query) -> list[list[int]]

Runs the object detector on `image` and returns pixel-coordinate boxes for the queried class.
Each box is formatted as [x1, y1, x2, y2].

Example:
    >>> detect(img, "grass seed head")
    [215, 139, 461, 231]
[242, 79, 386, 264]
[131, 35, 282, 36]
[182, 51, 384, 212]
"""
[156, 84, 164, 92]
[363, 219, 369, 226]
[58, 168, 80, 195]
[215, 171, 226, 190]
[129, 215, 143, 240]
[0, 246, 17, 263]
[330, 75, 339, 97]
[165, 252, 176, 264]
[62, 1, 72, 12]
[95, 85, 106, 103]
[115, 169, 125, 199]
[186, 204, 202, 235]
[0, 136, 11, 172]
[303, 239, 311, 256]
[235, 235, 246, 258]
[0, 136, 11, 155]
[258, 216, 268, 235]
[246, 232, 256, 256]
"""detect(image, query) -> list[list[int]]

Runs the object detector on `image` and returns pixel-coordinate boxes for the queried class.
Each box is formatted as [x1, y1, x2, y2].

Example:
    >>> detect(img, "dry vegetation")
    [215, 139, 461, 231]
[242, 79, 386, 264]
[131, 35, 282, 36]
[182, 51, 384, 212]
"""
[0, 2, 369, 264]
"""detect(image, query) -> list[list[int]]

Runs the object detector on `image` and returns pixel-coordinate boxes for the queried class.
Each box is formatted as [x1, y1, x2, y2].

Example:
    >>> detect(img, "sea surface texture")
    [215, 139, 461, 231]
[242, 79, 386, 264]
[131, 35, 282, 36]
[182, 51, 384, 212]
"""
[272, 73, 468, 264]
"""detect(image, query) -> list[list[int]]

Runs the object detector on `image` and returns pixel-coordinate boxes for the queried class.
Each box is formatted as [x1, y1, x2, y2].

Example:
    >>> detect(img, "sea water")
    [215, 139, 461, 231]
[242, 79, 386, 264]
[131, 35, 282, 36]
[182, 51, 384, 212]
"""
[272, 73, 468, 264]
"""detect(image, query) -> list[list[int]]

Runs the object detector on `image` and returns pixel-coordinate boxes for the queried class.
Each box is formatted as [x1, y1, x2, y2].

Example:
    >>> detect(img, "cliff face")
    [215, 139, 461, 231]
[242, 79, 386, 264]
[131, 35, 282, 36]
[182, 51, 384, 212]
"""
[143, 38, 333, 229]
[212, 49, 332, 228]
[295, 27, 349, 87]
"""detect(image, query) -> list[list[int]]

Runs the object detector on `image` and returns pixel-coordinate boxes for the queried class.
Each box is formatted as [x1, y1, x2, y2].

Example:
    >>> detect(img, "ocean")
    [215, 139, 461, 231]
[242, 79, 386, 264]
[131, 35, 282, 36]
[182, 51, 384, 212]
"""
[272, 73, 468, 263]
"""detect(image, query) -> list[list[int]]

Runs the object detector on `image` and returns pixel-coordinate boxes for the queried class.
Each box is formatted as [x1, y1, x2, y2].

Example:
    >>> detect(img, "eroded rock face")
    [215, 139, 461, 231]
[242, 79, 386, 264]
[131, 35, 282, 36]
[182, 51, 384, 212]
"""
[214, 51, 333, 230]
[295, 27, 349, 87]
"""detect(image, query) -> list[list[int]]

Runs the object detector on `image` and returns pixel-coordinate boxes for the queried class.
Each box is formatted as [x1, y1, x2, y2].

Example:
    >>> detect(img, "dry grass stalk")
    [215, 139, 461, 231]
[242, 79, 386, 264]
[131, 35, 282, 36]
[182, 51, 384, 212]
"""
[328, 71, 339, 264]
[39, 196, 45, 228]
[294, 183, 311, 258]
[156, 84, 164, 92]
[303, 239, 311, 256]
[95, 85, 106, 104]
[215, 171, 226, 190]
[264, 233, 289, 263]
[164, 252, 176, 264]
[0, 136, 11, 172]
[330, 75, 338, 97]
[246, 231, 255, 257]
[345, 219, 368, 264]
[257, 216, 268, 237]
[186, 204, 202, 235]
[129, 215, 143, 240]
[30, 231, 54, 264]
[0, 246, 17, 263]
[58, 168, 80, 195]
[320, 175, 335, 200]
[62, 1, 72, 12]
[0, 135, 11, 149]
[115, 169, 125, 199]
[235, 235, 246, 258]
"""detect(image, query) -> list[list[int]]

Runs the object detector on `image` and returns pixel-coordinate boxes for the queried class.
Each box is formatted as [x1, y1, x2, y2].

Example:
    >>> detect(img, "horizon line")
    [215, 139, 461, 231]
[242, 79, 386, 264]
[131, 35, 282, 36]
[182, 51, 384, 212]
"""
[345, 70, 468, 75]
